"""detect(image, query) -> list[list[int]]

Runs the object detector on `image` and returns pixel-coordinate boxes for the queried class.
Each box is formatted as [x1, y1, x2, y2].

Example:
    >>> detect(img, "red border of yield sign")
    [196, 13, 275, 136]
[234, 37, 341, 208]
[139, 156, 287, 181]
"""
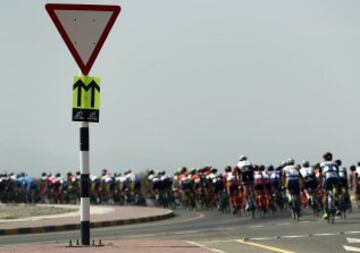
[45, 4, 121, 75]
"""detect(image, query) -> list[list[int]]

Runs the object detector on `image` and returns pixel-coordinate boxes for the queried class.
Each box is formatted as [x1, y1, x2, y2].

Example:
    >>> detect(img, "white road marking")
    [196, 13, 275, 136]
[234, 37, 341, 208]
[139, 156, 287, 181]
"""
[344, 245, 360, 252]
[313, 233, 337, 236]
[250, 225, 265, 228]
[347, 238, 360, 244]
[251, 237, 276, 241]
[281, 235, 307, 238]
[346, 232, 360, 235]
[188, 241, 229, 253]
[171, 230, 201, 235]
[236, 239, 295, 253]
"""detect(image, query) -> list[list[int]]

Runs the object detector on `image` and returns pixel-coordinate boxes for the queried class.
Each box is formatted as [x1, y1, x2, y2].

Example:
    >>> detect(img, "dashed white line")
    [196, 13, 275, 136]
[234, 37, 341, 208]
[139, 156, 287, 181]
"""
[344, 245, 360, 252]
[347, 238, 360, 244]
[313, 233, 337, 236]
[282, 235, 307, 239]
[345, 231, 360, 235]
[250, 225, 265, 228]
[251, 237, 276, 241]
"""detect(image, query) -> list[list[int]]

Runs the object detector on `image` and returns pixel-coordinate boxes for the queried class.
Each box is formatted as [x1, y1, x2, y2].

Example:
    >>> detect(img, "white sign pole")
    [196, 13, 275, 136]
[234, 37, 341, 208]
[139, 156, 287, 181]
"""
[79, 67, 91, 245]
[79, 120, 90, 245]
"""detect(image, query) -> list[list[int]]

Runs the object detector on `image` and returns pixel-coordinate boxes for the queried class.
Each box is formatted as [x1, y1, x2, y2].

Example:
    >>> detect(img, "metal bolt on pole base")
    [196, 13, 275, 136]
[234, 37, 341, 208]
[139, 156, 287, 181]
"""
[66, 238, 104, 248]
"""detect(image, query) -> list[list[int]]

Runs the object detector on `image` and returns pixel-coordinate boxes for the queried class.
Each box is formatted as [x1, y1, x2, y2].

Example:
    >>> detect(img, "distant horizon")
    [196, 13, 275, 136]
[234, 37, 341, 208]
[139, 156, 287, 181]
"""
[2, 1, 360, 177]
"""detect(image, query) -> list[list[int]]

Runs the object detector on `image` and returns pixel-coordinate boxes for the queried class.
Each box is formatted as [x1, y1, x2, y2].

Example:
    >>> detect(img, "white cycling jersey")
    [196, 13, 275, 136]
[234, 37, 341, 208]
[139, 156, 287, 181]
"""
[356, 167, 360, 178]
[300, 166, 313, 178]
[284, 165, 300, 181]
[268, 170, 280, 179]
[237, 160, 252, 170]
[254, 171, 262, 181]
[225, 172, 236, 183]
[338, 167, 347, 179]
[261, 171, 269, 179]
[91, 175, 99, 182]
[320, 161, 338, 180]
[101, 175, 113, 183]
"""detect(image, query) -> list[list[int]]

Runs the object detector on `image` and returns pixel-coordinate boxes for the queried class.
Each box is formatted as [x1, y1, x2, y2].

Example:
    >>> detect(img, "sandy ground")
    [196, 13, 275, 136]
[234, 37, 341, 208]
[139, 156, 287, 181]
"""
[0, 204, 77, 219]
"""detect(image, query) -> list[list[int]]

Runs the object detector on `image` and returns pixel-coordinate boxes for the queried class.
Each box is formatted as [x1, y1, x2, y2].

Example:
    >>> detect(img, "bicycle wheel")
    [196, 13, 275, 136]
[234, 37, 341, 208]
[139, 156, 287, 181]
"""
[327, 192, 335, 224]
[291, 194, 300, 222]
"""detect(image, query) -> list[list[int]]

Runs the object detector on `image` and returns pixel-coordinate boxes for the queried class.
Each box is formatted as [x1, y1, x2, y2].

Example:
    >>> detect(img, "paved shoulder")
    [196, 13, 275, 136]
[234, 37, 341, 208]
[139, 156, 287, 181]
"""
[0, 240, 212, 253]
[0, 206, 174, 236]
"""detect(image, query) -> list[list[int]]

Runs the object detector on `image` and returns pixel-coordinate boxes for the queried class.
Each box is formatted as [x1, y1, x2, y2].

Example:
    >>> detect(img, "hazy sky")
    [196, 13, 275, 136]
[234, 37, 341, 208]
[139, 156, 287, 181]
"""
[1, 0, 360, 176]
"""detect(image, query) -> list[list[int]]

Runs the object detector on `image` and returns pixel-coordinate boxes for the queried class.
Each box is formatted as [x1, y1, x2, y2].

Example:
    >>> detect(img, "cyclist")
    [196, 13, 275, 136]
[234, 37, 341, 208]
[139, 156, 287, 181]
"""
[237, 155, 255, 211]
[267, 165, 281, 208]
[336, 160, 351, 212]
[223, 165, 239, 214]
[254, 165, 268, 212]
[355, 163, 360, 207]
[208, 167, 225, 210]
[283, 159, 302, 216]
[320, 152, 339, 219]
[349, 165, 356, 191]
[179, 167, 194, 208]
[300, 160, 317, 207]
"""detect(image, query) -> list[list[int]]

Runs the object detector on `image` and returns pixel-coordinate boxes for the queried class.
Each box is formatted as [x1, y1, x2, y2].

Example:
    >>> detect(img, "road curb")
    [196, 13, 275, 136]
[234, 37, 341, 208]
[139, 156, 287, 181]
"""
[0, 210, 174, 236]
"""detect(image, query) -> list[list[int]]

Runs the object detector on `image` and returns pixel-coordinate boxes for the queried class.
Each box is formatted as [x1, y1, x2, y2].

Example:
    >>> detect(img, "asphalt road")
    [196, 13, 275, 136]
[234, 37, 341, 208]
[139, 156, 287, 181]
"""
[2, 207, 360, 253]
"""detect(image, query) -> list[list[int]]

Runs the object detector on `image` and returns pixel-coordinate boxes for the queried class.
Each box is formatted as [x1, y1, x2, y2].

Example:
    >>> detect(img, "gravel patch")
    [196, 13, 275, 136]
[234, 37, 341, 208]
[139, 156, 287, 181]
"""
[0, 204, 77, 219]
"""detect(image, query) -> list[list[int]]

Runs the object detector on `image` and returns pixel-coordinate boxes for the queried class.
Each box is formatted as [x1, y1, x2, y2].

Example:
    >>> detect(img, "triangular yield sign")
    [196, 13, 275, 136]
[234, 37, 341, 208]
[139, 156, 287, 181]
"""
[46, 4, 121, 75]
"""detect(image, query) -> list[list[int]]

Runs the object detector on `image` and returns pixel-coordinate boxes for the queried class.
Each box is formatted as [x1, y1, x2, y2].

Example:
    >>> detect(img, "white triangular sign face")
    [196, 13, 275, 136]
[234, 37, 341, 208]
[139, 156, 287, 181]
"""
[55, 10, 113, 65]
[46, 4, 121, 75]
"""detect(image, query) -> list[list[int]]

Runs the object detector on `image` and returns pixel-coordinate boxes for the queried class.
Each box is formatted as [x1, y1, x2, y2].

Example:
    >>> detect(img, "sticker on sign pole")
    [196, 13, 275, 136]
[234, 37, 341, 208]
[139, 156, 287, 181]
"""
[46, 4, 121, 75]
[72, 76, 101, 122]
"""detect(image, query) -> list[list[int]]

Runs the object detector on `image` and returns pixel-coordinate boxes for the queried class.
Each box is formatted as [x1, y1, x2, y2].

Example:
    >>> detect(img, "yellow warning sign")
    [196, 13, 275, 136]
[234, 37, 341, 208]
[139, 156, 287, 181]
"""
[72, 76, 101, 122]
[73, 76, 101, 109]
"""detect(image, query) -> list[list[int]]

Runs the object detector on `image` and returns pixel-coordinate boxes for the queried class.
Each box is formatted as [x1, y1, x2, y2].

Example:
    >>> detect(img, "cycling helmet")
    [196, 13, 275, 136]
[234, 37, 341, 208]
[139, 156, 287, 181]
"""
[312, 162, 320, 169]
[323, 152, 333, 161]
[287, 158, 295, 165]
[224, 166, 231, 172]
[211, 168, 218, 174]
[302, 160, 310, 167]
[181, 167, 187, 174]
[335, 159, 342, 167]
[239, 155, 247, 161]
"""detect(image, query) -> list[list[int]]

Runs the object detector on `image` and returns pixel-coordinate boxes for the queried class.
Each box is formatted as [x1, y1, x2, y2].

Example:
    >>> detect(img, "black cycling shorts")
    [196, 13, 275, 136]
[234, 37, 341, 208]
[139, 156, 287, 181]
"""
[324, 177, 339, 192]
[304, 176, 317, 191]
[241, 171, 254, 185]
[338, 178, 348, 189]
[288, 180, 300, 195]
